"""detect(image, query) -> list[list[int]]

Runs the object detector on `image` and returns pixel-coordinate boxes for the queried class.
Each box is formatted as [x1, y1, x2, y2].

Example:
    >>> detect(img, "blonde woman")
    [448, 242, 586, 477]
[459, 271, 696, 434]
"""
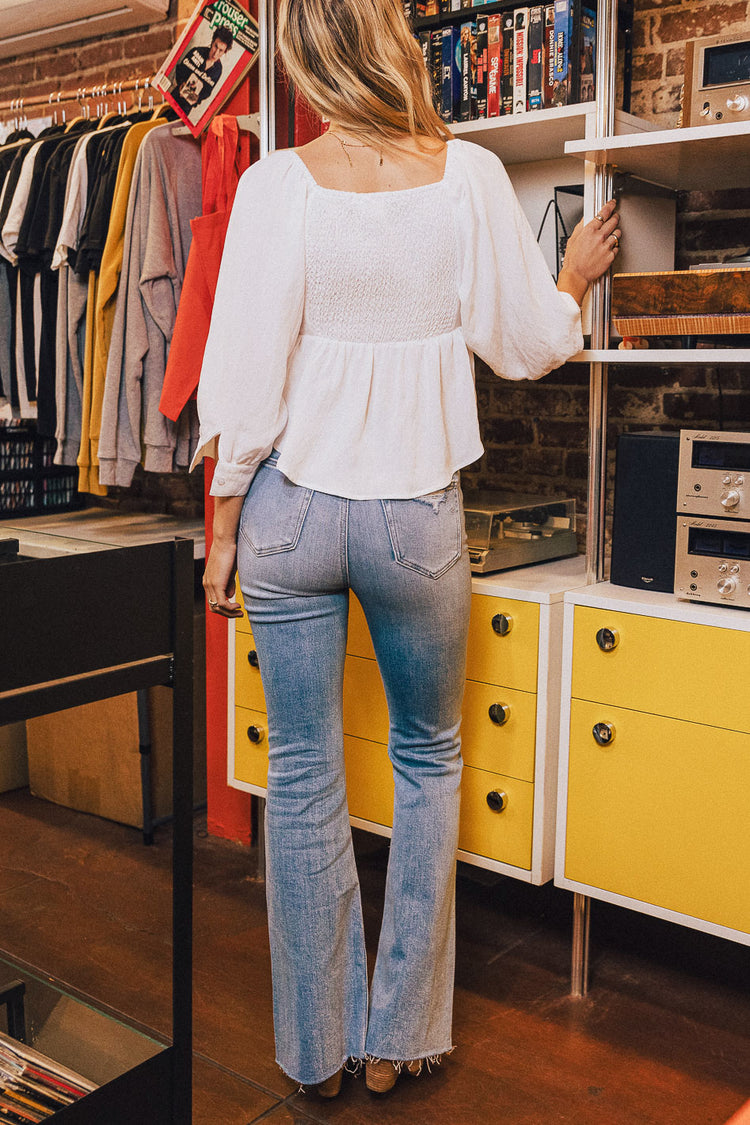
[197, 0, 619, 1099]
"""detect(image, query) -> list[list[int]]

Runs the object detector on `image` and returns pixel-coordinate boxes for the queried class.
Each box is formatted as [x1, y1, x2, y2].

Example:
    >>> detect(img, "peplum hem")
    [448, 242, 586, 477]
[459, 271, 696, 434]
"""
[276, 327, 484, 501]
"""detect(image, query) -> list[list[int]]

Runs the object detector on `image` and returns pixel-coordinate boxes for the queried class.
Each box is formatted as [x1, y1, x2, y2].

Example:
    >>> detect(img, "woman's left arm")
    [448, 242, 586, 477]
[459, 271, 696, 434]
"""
[557, 198, 621, 306]
[203, 495, 245, 618]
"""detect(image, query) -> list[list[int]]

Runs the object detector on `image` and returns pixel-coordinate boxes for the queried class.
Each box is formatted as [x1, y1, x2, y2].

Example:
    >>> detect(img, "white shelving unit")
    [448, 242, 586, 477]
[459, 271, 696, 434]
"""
[452, 104, 654, 164]
[576, 348, 750, 364]
[565, 118, 750, 190]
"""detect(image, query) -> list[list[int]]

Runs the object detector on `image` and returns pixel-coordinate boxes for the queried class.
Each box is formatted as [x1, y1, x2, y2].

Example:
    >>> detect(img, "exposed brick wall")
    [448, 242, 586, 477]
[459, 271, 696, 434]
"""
[0, 0, 205, 113]
[0, 4, 185, 116]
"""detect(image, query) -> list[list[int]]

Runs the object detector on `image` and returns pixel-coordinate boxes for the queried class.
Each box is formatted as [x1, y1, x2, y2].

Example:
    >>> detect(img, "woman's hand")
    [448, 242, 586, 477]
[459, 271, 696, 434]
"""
[557, 198, 621, 306]
[203, 495, 245, 618]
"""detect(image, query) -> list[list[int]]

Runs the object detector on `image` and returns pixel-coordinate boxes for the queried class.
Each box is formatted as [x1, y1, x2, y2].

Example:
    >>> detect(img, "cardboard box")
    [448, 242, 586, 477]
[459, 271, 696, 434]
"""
[26, 608, 207, 828]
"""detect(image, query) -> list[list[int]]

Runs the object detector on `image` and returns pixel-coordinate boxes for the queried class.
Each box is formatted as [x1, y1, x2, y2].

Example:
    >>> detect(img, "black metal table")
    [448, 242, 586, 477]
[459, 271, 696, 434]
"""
[0, 534, 194, 1124]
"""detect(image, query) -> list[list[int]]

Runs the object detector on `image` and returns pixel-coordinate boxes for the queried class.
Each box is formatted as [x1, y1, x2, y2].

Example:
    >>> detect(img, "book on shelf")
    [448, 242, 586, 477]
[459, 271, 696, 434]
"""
[441, 26, 462, 123]
[570, 2, 596, 103]
[544, 4, 556, 105]
[552, 0, 572, 105]
[527, 5, 545, 110]
[154, 0, 259, 138]
[430, 30, 444, 111]
[513, 8, 529, 114]
[487, 15, 502, 117]
[476, 15, 489, 118]
[501, 12, 515, 115]
[419, 1, 596, 121]
[459, 20, 477, 122]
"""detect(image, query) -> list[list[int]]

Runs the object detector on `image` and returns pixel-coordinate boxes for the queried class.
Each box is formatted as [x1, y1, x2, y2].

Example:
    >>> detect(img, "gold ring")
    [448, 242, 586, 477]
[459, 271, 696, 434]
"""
[209, 600, 218, 607]
[594, 213, 605, 224]
[611, 235, 619, 248]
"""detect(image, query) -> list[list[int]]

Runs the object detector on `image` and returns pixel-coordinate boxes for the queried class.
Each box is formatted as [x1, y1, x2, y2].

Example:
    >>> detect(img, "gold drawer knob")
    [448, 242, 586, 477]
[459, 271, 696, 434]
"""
[491, 613, 513, 636]
[486, 789, 508, 813]
[595, 627, 619, 653]
[247, 724, 266, 744]
[247, 649, 260, 668]
[488, 702, 511, 726]
[592, 721, 615, 746]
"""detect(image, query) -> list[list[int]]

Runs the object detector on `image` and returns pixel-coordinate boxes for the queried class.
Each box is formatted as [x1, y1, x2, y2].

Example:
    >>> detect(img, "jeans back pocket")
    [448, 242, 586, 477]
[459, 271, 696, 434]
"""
[240, 463, 313, 556]
[381, 479, 463, 579]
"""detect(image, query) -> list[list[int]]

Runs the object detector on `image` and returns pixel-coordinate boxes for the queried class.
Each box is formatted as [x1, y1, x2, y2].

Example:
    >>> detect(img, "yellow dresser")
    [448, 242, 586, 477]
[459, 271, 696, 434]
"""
[556, 583, 750, 944]
[229, 557, 586, 883]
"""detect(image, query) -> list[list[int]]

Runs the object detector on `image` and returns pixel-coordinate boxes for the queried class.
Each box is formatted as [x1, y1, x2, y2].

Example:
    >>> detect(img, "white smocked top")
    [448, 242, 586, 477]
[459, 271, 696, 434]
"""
[193, 138, 583, 499]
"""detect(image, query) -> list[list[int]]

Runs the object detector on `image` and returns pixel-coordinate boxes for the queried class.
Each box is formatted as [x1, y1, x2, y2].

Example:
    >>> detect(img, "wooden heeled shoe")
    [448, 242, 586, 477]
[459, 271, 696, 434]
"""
[365, 1058, 422, 1093]
[314, 1068, 343, 1098]
[365, 1059, 398, 1093]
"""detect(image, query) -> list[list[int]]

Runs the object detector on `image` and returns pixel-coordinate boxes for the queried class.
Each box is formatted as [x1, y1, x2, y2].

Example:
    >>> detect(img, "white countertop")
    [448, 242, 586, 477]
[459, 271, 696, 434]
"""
[565, 580, 750, 631]
[472, 555, 587, 604]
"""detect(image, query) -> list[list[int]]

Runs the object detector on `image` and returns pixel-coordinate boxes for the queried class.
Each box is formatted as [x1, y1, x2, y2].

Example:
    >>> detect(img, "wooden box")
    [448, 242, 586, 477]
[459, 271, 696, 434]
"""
[612, 267, 750, 336]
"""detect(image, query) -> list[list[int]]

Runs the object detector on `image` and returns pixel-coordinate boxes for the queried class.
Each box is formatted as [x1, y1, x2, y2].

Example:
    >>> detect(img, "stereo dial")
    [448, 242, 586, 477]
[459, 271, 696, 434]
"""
[727, 94, 750, 112]
[721, 489, 741, 509]
[717, 577, 737, 597]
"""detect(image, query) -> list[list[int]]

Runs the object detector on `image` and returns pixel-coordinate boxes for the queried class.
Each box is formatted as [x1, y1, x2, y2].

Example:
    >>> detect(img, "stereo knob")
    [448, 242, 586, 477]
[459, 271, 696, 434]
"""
[491, 613, 513, 636]
[247, 649, 260, 668]
[247, 725, 266, 744]
[721, 489, 741, 509]
[727, 93, 750, 112]
[717, 577, 737, 597]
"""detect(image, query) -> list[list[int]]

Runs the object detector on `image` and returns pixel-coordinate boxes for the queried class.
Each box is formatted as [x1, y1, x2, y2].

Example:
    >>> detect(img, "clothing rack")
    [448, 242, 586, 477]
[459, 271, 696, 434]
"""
[0, 77, 162, 121]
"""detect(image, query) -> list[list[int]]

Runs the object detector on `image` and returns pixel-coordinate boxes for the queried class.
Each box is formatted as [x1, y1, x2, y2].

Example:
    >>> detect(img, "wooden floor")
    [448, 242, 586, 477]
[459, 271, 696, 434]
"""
[0, 789, 748, 1124]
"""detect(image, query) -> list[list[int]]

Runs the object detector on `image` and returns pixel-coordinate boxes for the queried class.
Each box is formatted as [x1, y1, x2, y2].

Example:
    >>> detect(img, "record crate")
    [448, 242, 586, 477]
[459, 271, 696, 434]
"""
[0, 423, 83, 517]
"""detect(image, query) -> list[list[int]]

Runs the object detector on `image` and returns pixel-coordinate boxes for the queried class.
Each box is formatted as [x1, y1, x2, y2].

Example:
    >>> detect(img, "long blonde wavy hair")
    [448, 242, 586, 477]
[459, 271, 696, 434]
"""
[277, 0, 452, 151]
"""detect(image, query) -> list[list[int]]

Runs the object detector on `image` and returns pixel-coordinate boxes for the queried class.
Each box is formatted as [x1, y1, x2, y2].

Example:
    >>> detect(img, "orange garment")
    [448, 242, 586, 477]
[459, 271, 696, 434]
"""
[159, 116, 248, 422]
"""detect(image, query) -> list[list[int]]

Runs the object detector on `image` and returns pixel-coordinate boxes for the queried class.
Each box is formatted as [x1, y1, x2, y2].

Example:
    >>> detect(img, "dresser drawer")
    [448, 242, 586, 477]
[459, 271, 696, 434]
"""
[233, 587, 252, 634]
[466, 594, 539, 692]
[342, 655, 389, 744]
[234, 705, 269, 788]
[461, 680, 536, 781]
[571, 606, 750, 733]
[348, 595, 375, 659]
[235, 631, 266, 712]
[344, 735, 393, 826]
[564, 698, 750, 934]
[458, 766, 534, 870]
[234, 594, 374, 648]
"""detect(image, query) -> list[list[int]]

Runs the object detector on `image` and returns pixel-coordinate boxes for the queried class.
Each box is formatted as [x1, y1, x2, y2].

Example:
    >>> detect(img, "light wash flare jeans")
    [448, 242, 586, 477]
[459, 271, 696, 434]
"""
[237, 452, 471, 1086]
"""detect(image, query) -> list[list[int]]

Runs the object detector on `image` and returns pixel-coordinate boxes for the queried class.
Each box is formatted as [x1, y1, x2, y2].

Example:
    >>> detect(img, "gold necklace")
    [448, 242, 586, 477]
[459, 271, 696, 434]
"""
[328, 130, 383, 167]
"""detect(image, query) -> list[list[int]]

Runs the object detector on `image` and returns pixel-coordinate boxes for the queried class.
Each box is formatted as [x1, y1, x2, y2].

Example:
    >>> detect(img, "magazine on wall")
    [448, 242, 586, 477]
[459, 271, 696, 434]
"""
[154, 0, 260, 137]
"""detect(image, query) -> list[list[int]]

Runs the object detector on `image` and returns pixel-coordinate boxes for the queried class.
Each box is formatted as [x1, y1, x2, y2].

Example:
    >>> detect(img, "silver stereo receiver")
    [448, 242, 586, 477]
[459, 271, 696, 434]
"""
[682, 31, 750, 127]
[674, 516, 750, 610]
[463, 492, 577, 574]
[677, 430, 750, 520]
[675, 429, 750, 608]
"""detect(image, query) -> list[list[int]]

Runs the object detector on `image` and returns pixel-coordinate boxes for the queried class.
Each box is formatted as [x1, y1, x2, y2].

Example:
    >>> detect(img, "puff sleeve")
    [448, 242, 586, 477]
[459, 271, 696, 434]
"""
[454, 141, 583, 381]
[191, 150, 306, 496]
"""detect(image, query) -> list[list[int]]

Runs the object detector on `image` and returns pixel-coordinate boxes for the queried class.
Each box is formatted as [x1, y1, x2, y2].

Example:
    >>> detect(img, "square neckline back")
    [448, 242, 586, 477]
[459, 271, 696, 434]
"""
[291, 137, 455, 197]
